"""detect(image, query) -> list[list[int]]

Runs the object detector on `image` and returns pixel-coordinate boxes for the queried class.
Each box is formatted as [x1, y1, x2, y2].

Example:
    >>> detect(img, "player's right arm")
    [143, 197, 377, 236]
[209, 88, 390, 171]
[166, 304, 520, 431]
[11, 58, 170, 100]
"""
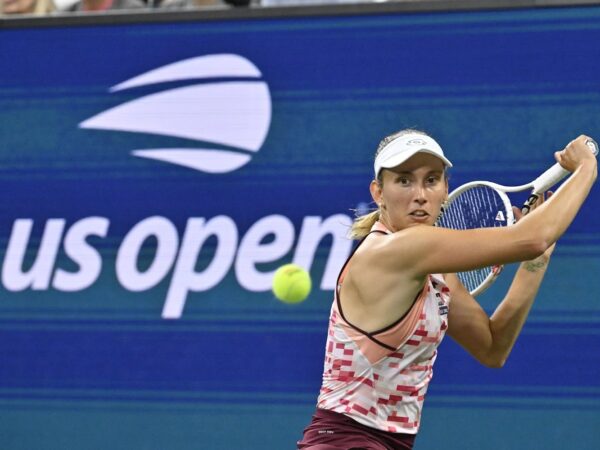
[372, 136, 597, 278]
[345, 136, 596, 332]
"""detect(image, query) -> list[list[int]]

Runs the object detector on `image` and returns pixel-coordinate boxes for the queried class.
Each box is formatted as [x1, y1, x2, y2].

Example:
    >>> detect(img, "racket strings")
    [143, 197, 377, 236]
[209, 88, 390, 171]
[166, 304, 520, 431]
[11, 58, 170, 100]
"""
[437, 185, 510, 293]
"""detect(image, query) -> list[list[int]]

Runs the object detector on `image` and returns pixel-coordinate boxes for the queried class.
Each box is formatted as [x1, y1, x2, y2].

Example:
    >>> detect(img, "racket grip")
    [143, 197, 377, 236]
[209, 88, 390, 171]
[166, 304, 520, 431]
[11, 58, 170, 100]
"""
[531, 163, 569, 194]
[530, 138, 598, 194]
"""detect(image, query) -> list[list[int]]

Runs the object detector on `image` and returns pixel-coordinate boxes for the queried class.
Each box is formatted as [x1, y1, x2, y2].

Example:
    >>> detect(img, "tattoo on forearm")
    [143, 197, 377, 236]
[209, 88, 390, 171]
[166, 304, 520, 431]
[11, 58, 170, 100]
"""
[524, 260, 547, 273]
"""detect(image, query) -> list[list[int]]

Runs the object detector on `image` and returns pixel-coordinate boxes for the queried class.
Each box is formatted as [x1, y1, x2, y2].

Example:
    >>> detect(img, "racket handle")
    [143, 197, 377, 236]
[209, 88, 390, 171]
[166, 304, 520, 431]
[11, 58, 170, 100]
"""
[530, 163, 569, 195]
[523, 137, 599, 214]
[531, 138, 599, 194]
[522, 164, 567, 215]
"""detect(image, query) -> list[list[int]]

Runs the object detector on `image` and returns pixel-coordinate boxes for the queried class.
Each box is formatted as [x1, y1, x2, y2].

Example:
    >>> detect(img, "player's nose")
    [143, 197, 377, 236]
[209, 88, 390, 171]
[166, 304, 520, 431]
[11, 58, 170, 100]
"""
[414, 185, 427, 204]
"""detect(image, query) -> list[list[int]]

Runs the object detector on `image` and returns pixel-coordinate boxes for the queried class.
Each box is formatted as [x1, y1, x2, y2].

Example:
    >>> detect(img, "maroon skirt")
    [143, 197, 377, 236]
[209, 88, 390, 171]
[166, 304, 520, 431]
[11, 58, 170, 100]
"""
[297, 408, 416, 450]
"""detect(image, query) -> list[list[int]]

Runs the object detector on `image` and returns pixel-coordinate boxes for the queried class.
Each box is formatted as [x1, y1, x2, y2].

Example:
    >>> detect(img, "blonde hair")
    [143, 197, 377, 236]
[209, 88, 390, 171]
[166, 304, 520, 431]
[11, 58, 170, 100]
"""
[348, 128, 431, 240]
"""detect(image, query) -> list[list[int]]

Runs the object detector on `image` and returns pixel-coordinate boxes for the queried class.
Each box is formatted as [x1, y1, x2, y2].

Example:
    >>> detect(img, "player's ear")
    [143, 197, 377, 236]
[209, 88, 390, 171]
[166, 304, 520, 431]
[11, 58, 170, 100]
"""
[444, 173, 449, 198]
[370, 178, 382, 205]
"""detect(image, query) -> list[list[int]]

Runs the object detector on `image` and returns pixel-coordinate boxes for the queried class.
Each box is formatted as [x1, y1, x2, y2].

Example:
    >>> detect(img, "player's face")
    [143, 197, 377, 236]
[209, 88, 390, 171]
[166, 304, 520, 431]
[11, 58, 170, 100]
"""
[371, 153, 448, 232]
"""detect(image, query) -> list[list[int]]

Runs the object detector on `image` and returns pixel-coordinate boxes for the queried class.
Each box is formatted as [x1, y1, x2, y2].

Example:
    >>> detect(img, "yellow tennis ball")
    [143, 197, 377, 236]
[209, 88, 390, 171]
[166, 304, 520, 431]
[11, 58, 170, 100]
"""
[272, 264, 312, 304]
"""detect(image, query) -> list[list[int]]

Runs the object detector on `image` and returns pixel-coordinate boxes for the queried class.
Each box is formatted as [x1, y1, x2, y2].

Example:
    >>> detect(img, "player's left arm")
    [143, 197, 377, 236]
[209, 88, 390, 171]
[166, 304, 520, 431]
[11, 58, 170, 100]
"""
[446, 196, 555, 367]
[445, 248, 551, 368]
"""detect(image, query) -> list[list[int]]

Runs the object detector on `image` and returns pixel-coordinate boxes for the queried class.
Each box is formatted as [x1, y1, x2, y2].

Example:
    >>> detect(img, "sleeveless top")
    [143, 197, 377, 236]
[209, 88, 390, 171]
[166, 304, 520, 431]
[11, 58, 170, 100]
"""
[316, 221, 451, 434]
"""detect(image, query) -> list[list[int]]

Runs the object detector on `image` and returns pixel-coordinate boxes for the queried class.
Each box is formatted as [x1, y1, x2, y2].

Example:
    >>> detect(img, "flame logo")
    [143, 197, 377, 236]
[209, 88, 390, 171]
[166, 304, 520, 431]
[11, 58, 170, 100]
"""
[79, 54, 271, 173]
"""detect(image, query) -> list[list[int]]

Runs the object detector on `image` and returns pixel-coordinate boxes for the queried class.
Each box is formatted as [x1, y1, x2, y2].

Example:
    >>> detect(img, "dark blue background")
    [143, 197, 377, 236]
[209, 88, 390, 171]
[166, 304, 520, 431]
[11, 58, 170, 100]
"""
[1, 5, 600, 449]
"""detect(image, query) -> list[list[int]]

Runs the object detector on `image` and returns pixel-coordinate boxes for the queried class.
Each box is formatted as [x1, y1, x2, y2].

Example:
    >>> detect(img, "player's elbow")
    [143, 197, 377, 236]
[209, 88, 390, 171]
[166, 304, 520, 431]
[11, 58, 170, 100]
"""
[481, 357, 506, 369]
[471, 346, 507, 368]
[517, 235, 550, 261]
[511, 225, 550, 260]
[526, 238, 550, 259]
[478, 353, 507, 369]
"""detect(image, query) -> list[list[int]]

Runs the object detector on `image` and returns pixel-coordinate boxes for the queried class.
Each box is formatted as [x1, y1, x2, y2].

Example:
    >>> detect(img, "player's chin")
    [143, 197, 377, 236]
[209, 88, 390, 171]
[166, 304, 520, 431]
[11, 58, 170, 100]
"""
[407, 215, 434, 226]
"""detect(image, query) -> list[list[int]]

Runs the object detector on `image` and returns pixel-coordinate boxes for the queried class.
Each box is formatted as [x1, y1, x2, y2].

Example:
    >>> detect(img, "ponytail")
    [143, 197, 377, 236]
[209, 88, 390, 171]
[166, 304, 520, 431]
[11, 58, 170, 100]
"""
[349, 210, 380, 240]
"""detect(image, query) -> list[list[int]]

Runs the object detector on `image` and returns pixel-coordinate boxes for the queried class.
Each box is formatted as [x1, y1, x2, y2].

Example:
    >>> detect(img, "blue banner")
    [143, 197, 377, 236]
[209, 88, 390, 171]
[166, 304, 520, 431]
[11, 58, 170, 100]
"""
[1, 5, 600, 449]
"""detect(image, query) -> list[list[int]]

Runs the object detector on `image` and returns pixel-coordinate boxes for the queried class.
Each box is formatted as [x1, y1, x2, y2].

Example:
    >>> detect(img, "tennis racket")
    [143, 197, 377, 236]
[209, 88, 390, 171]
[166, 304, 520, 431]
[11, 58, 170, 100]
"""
[436, 138, 598, 296]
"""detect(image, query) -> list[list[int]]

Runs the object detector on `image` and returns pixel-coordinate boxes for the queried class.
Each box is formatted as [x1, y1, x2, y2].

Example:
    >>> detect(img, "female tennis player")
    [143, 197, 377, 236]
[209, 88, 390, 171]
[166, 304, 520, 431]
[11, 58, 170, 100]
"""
[297, 130, 596, 450]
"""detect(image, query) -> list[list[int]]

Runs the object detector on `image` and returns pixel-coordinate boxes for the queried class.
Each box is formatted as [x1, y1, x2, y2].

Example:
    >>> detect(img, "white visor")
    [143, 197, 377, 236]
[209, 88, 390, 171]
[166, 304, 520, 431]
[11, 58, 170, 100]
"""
[374, 133, 452, 178]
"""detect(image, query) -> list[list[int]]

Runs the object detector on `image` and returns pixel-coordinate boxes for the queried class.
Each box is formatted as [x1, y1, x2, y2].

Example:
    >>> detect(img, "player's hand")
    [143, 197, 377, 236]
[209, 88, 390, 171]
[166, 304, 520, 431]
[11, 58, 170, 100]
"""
[513, 192, 556, 261]
[555, 135, 597, 173]
[512, 191, 550, 222]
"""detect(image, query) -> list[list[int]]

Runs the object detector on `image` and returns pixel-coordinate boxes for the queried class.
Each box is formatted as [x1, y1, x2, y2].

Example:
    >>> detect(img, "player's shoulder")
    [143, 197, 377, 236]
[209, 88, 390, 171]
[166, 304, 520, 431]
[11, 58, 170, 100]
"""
[355, 229, 390, 255]
[353, 227, 416, 267]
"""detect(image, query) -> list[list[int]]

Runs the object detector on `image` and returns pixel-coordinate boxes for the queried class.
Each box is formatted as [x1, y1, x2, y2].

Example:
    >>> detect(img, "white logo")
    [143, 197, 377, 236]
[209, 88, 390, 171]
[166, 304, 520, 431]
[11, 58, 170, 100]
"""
[407, 139, 427, 146]
[79, 54, 272, 174]
[2, 214, 353, 319]
[3, 55, 353, 320]
[495, 211, 506, 221]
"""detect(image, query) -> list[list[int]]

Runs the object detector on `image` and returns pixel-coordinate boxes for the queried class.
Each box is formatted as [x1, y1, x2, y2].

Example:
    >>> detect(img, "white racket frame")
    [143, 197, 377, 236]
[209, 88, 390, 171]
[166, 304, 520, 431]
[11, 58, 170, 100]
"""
[442, 138, 598, 296]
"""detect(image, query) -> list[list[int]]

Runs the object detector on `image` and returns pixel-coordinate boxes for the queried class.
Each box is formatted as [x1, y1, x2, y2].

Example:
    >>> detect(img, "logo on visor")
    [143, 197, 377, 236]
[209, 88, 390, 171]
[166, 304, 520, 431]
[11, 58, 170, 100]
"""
[407, 139, 428, 146]
[79, 54, 272, 174]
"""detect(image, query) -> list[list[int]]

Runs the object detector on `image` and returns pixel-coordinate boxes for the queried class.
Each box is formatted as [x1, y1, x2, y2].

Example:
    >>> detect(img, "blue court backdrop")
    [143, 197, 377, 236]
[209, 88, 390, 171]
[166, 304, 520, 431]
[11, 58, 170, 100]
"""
[1, 3, 600, 449]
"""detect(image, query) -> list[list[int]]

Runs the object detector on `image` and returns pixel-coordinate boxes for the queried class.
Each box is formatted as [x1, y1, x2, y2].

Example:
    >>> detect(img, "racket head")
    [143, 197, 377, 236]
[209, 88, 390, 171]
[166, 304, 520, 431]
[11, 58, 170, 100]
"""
[436, 181, 515, 296]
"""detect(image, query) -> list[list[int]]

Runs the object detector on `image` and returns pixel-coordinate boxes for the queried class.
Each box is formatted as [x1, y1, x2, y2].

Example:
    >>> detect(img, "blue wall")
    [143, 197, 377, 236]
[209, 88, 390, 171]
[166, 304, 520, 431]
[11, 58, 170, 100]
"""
[1, 5, 600, 449]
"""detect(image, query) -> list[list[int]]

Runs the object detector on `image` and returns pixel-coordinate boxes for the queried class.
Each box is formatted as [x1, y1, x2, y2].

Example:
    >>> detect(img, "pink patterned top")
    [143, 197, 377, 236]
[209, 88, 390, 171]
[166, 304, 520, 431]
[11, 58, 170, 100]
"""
[316, 221, 451, 434]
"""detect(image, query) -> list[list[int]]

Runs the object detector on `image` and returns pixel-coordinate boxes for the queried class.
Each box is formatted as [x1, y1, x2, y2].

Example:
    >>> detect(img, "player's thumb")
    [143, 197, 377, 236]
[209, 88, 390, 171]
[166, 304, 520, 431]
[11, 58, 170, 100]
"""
[554, 150, 562, 163]
[554, 150, 570, 170]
